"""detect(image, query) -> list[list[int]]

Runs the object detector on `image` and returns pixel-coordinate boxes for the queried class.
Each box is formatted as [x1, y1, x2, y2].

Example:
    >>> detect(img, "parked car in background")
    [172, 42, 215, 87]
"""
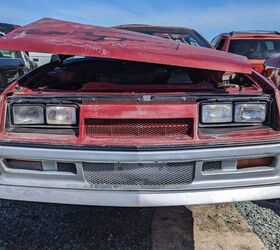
[0, 32, 35, 90]
[212, 31, 280, 73]
[114, 24, 212, 48]
[28, 52, 59, 67]
[0, 23, 20, 34]
[0, 56, 25, 91]
[0, 18, 279, 207]
[264, 54, 280, 87]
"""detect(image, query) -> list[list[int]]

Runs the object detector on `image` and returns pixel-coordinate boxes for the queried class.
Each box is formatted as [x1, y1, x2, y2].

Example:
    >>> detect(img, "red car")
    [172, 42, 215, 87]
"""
[212, 31, 280, 73]
[0, 18, 279, 207]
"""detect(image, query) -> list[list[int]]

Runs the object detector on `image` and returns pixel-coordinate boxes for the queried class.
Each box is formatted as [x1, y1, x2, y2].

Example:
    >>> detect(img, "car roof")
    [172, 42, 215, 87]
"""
[220, 30, 280, 39]
[0, 18, 251, 74]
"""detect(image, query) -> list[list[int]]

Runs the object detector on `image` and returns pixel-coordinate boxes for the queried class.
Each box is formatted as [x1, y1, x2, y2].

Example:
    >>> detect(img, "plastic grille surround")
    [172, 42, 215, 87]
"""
[57, 162, 77, 174]
[202, 161, 222, 171]
[5, 159, 43, 171]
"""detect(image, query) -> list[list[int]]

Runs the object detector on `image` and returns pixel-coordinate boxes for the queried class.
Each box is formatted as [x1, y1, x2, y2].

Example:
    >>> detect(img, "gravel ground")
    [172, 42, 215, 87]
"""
[0, 200, 154, 250]
[235, 200, 280, 250]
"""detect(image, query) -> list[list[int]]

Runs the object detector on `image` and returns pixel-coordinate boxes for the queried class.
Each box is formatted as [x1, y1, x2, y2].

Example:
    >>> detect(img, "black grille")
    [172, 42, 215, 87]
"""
[57, 162, 77, 174]
[82, 161, 195, 190]
[5, 159, 43, 171]
[202, 161, 222, 172]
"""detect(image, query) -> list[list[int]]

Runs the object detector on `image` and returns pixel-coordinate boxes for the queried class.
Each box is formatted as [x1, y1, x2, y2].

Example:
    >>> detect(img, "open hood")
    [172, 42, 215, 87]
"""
[0, 18, 251, 74]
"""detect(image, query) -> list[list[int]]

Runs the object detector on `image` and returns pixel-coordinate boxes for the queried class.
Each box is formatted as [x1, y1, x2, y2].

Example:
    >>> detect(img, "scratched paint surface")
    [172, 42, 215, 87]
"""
[0, 18, 251, 73]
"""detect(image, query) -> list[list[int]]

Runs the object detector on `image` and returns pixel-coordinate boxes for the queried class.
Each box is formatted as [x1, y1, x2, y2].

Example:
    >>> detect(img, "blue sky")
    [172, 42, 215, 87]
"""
[1, 0, 280, 40]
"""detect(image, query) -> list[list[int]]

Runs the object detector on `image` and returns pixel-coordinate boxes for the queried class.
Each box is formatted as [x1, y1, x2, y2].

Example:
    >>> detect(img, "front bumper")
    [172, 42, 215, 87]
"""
[0, 143, 280, 207]
[1, 183, 280, 207]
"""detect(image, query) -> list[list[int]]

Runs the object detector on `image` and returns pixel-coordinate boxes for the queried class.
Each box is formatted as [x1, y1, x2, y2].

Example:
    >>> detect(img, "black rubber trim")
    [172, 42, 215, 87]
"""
[0, 139, 280, 152]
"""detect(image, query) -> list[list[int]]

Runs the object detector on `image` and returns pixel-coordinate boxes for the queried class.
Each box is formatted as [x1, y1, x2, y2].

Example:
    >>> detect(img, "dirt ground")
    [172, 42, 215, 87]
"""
[152, 204, 266, 250]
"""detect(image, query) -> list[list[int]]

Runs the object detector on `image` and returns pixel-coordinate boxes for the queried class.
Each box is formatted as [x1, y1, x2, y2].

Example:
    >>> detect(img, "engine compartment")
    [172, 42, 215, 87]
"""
[18, 57, 261, 93]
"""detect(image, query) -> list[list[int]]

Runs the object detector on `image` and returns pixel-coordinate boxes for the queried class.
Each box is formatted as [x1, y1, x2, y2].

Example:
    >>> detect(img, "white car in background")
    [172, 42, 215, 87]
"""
[0, 31, 35, 69]
[28, 52, 58, 67]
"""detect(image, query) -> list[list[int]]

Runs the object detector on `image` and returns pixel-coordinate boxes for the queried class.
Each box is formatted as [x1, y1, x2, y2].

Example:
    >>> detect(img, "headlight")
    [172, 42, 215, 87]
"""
[12, 105, 44, 125]
[46, 106, 77, 125]
[234, 103, 267, 123]
[201, 103, 233, 123]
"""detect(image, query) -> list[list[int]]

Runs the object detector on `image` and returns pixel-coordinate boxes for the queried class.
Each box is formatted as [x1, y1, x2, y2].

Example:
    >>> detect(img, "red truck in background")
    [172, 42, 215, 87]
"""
[212, 31, 280, 73]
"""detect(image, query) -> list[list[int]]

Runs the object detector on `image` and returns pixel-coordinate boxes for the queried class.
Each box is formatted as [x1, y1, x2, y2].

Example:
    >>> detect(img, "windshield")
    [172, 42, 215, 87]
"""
[152, 32, 208, 47]
[127, 29, 211, 48]
[229, 39, 280, 59]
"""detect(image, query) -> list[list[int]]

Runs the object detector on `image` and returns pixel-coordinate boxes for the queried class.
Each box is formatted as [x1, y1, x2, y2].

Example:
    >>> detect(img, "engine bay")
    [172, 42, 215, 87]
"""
[18, 57, 261, 93]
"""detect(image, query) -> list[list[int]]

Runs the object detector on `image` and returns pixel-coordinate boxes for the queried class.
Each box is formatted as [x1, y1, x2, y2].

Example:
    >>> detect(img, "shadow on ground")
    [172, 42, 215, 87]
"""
[0, 200, 154, 249]
[0, 200, 195, 250]
[253, 199, 280, 216]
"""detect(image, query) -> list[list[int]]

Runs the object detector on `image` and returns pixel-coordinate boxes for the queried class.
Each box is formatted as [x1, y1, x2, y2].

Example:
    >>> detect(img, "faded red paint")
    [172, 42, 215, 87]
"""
[0, 116, 279, 146]
[250, 59, 265, 73]
[0, 18, 251, 74]
[0, 75, 280, 147]
[0, 19, 279, 148]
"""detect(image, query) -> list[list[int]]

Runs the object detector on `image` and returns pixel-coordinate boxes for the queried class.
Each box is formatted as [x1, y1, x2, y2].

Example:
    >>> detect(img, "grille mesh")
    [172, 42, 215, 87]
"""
[57, 162, 77, 174]
[5, 159, 43, 171]
[85, 118, 191, 137]
[82, 161, 195, 189]
[202, 161, 222, 172]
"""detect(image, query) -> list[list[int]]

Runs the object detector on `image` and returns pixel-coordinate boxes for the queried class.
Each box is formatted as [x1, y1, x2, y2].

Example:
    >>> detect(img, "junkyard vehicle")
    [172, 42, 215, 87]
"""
[0, 23, 20, 34]
[0, 18, 279, 207]
[264, 54, 280, 87]
[0, 32, 35, 90]
[212, 31, 280, 73]
[114, 24, 212, 48]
